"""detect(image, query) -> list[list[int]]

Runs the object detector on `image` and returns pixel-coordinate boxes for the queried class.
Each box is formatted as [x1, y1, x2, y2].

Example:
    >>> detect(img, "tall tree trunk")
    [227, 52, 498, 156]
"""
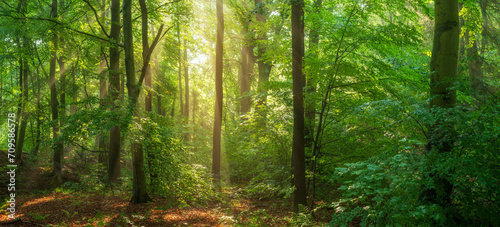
[192, 90, 198, 125]
[145, 44, 152, 112]
[479, 0, 489, 54]
[178, 25, 184, 116]
[140, 0, 158, 193]
[108, 0, 121, 185]
[184, 38, 190, 121]
[239, 43, 250, 114]
[184, 38, 190, 141]
[212, 0, 224, 184]
[58, 54, 66, 121]
[15, 0, 28, 164]
[153, 31, 163, 116]
[57, 47, 68, 157]
[305, 0, 322, 149]
[14, 57, 22, 162]
[34, 66, 41, 156]
[292, 0, 306, 212]
[128, 0, 152, 203]
[255, 0, 272, 125]
[15, 60, 28, 163]
[239, 24, 254, 115]
[15, 59, 28, 164]
[49, 0, 63, 184]
[70, 58, 78, 115]
[465, 4, 487, 109]
[157, 93, 163, 115]
[170, 98, 176, 117]
[98, 52, 108, 170]
[424, 0, 459, 223]
[466, 29, 485, 109]
[428, 0, 459, 146]
[306, 0, 323, 210]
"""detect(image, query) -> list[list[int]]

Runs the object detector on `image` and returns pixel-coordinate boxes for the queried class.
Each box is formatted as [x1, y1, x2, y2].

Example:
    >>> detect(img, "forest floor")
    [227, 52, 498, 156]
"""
[0, 155, 333, 226]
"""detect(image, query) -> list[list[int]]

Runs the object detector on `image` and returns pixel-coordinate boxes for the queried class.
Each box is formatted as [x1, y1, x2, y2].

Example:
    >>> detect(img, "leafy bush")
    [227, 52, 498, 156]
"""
[225, 109, 293, 198]
[329, 103, 500, 226]
[141, 115, 215, 205]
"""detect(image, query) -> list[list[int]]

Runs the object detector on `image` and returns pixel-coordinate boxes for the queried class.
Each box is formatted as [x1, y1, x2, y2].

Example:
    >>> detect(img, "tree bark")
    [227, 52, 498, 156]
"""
[305, 0, 322, 149]
[292, 0, 306, 212]
[424, 0, 459, 223]
[34, 66, 41, 156]
[140, 0, 158, 193]
[212, 0, 224, 184]
[184, 38, 190, 121]
[306, 0, 323, 209]
[108, 0, 121, 185]
[128, 0, 152, 203]
[239, 44, 251, 114]
[49, 0, 63, 184]
[178, 25, 184, 116]
[98, 51, 108, 170]
[466, 31, 485, 109]
[14, 0, 29, 164]
[144, 3, 152, 113]
[15, 56, 28, 164]
[255, 0, 272, 125]
[157, 93, 163, 115]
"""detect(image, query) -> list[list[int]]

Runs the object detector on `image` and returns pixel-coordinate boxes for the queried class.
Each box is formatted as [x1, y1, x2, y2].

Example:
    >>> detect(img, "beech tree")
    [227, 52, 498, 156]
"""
[108, 0, 122, 185]
[212, 0, 224, 183]
[424, 0, 459, 223]
[254, 0, 272, 124]
[49, 0, 64, 184]
[291, 0, 306, 212]
[14, 0, 28, 164]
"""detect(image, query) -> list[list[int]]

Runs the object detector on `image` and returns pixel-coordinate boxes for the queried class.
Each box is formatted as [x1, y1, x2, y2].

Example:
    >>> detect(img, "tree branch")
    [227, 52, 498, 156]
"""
[0, 14, 119, 46]
[132, 0, 183, 22]
[138, 24, 173, 88]
[82, 0, 109, 37]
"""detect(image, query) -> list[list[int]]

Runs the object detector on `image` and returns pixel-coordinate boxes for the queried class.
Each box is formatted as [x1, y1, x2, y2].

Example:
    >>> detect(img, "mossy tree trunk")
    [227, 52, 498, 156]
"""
[424, 0, 459, 224]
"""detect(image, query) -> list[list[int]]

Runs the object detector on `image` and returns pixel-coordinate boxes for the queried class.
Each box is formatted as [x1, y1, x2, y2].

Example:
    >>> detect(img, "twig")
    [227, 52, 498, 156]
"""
[82, 0, 109, 37]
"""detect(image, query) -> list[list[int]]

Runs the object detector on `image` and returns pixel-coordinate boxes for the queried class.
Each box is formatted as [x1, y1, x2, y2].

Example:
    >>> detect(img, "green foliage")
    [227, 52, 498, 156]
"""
[29, 213, 50, 221]
[140, 115, 216, 205]
[234, 209, 282, 227]
[286, 207, 315, 227]
[225, 108, 293, 199]
[330, 103, 500, 226]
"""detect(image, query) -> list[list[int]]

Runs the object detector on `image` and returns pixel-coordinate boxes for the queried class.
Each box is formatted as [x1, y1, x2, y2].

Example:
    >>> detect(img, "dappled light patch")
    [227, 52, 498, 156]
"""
[0, 189, 305, 226]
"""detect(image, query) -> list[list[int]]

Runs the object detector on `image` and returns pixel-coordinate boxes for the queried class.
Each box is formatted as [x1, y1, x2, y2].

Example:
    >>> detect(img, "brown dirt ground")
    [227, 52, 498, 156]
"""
[0, 156, 333, 226]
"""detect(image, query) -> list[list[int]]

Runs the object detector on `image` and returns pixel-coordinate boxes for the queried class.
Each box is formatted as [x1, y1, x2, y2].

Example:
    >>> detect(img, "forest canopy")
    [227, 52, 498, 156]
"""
[0, 0, 499, 226]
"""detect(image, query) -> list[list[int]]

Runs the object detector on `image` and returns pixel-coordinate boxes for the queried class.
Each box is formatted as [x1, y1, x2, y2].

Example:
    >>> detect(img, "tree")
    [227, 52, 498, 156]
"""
[306, 0, 323, 208]
[178, 24, 184, 116]
[124, 0, 167, 203]
[305, 0, 322, 149]
[49, 0, 64, 184]
[184, 38, 190, 121]
[108, 0, 122, 185]
[424, 0, 459, 223]
[212, 0, 224, 184]
[234, 0, 255, 115]
[13, 0, 29, 165]
[254, 0, 272, 124]
[291, 0, 306, 212]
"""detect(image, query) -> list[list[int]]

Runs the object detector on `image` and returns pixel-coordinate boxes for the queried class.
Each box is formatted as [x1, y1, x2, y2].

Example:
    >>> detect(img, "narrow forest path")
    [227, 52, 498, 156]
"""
[0, 159, 331, 226]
